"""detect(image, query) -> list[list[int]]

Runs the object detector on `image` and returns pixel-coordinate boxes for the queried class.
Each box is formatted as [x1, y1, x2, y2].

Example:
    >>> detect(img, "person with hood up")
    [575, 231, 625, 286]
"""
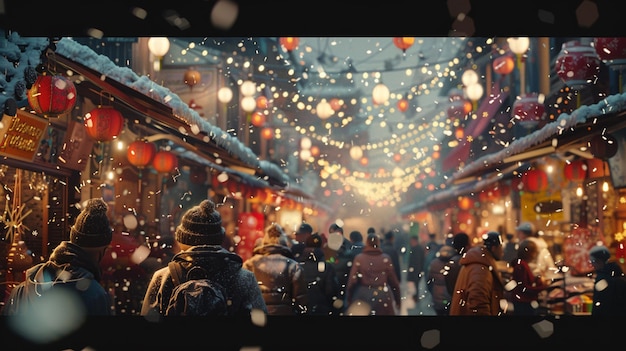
[346, 233, 402, 315]
[243, 222, 308, 315]
[299, 233, 341, 315]
[426, 237, 456, 315]
[3, 198, 114, 316]
[140, 199, 267, 318]
[449, 231, 505, 316]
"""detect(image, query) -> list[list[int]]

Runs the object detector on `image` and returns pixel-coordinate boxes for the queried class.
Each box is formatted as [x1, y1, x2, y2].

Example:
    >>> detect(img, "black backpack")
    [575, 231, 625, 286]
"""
[165, 261, 229, 316]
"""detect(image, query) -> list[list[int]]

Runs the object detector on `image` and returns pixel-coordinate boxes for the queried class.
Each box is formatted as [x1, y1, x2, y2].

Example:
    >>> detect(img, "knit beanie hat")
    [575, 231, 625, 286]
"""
[70, 198, 112, 248]
[262, 223, 284, 246]
[175, 199, 225, 246]
[589, 245, 611, 263]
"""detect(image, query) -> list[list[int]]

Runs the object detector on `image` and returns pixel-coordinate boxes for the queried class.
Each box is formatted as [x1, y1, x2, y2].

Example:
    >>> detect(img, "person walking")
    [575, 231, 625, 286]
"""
[426, 241, 456, 315]
[2, 198, 114, 316]
[444, 232, 471, 296]
[349, 230, 365, 256]
[382, 230, 402, 281]
[508, 239, 549, 315]
[299, 233, 341, 315]
[140, 199, 267, 318]
[290, 222, 314, 262]
[346, 233, 402, 315]
[406, 234, 425, 301]
[423, 233, 442, 276]
[588, 245, 626, 316]
[449, 231, 505, 316]
[243, 222, 308, 315]
[324, 224, 355, 314]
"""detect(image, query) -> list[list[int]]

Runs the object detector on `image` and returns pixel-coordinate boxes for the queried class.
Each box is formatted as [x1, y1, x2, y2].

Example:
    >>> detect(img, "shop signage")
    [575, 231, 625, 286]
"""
[0, 111, 47, 162]
[57, 120, 94, 171]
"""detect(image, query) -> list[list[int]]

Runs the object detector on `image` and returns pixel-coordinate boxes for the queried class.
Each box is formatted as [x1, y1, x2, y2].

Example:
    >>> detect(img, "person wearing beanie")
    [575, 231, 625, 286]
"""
[141, 199, 267, 318]
[291, 222, 314, 262]
[449, 231, 505, 316]
[299, 233, 341, 315]
[2, 198, 114, 316]
[444, 232, 471, 296]
[588, 245, 626, 316]
[243, 222, 308, 315]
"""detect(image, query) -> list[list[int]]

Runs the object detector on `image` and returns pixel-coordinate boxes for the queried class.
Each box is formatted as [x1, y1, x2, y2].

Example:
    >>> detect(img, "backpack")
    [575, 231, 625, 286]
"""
[165, 261, 229, 316]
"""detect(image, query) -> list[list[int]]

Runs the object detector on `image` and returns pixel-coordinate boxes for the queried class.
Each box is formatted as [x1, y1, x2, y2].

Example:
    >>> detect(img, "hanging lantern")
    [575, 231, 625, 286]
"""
[372, 83, 390, 105]
[241, 96, 257, 112]
[589, 133, 618, 159]
[447, 89, 472, 120]
[492, 54, 515, 75]
[28, 74, 76, 117]
[316, 99, 334, 119]
[458, 196, 473, 210]
[217, 86, 233, 103]
[183, 68, 201, 90]
[152, 150, 178, 173]
[84, 106, 124, 142]
[329, 98, 343, 111]
[250, 111, 266, 127]
[586, 158, 607, 178]
[260, 127, 274, 140]
[127, 140, 156, 168]
[397, 98, 409, 112]
[555, 40, 601, 90]
[256, 95, 269, 109]
[593, 37, 626, 69]
[279, 37, 299, 52]
[393, 37, 415, 53]
[512, 92, 545, 128]
[522, 169, 548, 193]
[563, 159, 588, 183]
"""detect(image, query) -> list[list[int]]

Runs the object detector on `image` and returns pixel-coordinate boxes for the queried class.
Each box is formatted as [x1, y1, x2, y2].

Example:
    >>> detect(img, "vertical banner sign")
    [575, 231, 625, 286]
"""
[0, 111, 47, 161]
[564, 227, 603, 275]
[237, 212, 265, 262]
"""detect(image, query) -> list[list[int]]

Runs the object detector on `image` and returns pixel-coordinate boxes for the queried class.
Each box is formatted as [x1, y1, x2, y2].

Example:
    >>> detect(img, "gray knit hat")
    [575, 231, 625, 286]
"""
[70, 198, 112, 248]
[175, 199, 225, 246]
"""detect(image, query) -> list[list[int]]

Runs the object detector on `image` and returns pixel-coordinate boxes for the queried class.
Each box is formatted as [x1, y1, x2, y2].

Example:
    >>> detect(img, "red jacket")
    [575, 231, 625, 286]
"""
[510, 259, 547, 303]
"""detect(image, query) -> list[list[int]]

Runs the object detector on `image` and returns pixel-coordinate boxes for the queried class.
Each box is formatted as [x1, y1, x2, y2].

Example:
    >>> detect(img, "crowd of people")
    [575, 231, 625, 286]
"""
[2, 197, 626, 318]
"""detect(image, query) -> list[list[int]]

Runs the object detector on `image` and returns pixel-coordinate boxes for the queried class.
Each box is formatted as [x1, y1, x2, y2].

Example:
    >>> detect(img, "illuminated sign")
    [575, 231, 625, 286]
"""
[0, 110, 47, 162]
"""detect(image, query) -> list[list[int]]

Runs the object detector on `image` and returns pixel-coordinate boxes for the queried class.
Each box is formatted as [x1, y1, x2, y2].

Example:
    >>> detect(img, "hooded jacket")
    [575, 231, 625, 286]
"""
[2, 241, 112, 316]
[426, 245, 456, 314]
[242, 243, 308, 315]
[449, 245, 505, 316]
[141, 245, 267, 318]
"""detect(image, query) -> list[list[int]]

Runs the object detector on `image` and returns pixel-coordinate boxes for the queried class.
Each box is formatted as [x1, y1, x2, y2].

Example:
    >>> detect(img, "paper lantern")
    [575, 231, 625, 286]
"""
[563, 159, 587, 183]
[589, 133, 618, 159]
[492, 54, 515, 75]
[458, 196, 473, 210]
[593, 37, 626, 69]
[555, 40, 601, 89]
[279, 37, 299, 52]
[152, 150, 178, 173]
[522, 169, 548, 193]
[183, 68, 201, 89]
[393, 37, 415, 53]
[84, 106, 124, 142]
[260, 127, 274, 140]
[512, 93, 545, 127]
[28, 74, 76, 117]
[256, 95, 269, 109]
[250, 111, 266, 127]
[586, 158, 607, 178]
[397, 98, 409, 112]
[372, 83, 390, 105]
[127, 140, 156, 168]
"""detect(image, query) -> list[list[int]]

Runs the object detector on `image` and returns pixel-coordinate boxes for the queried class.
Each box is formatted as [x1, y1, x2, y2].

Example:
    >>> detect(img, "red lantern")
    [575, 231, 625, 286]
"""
[84, 106, 124, 142]
[512, 92, 545, 128]
[28, 74, 77, 117]
[127, 140, 156, 168]
[492, 54, 515, 75]
[152, 150, 178, 173]
[329, 98, 342, 111]
[458, 196, 473, 210]
[183, 68, 201, 90]
[393, 37, 415, 53]
[593, 37, 626, 69]
[397, 98, 409, 112]
[256, 95, 269, 110]
[555, 40, 601, 89]
[522, 169, 548, 193]
[250, 111, 266, 127]
[447, 89, 471, 120]
[586, 158, 607, 178]
[589, 133, 618, 159]
[279, 37, 299, 52]
[563, 159, 587, 183]
[261, 127, 274, 140]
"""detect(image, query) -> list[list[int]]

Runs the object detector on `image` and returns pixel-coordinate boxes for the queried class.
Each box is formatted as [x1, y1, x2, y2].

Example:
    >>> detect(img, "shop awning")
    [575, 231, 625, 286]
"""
[51, 38, 313, 199]
[449, 92, 626, 184]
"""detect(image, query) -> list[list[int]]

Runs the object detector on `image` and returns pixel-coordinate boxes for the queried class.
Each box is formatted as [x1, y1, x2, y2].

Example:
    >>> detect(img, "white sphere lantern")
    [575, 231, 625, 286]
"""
[240, 80, 256, 96]
[461, 69, 479, 87]
[148, 37, 170, 71]
[316, 100, 334, 119]
[241, 96, 256, 112]
[299, 148, 312, 161]
[507, 37, 530, 55]
[300, 136, 312, 150]
[372, 83, 390, 105]
[350, 145, 363, 160]
[465, 82, 484, 102]
[217, 86, 233, 103]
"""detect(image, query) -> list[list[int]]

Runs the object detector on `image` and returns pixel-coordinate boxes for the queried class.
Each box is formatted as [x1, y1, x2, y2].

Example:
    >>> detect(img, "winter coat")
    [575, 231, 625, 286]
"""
[526, 237, 556, 278]
[426, 245, 456, 315]
[449, 245, 505, 316]
[510, 258, 547, 303]
[406, 243, 425, 290]
[2, 241, 112, 316]
[299, 247, 341, 315]
[140, 245, 267, 318]
[381, 241, 401, 281]
[592, 261, 626, 316]
[444, 252, 463, 296]
[328, 238, 356, 296]
[346, 245, 402, 315]
[243, 243, 308, 315]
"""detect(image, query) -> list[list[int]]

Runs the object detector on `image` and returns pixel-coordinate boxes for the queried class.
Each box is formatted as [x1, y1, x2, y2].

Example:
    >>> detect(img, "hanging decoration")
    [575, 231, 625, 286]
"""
[593, 37, 626, 69]
[27, 73, 76, 117]
[555, 40, 601, 90]
[586, 158, 607, 178]
[588, 133, 618, 159]
[152, 150, 178, 173]
[372, 83, 390, 105]
[127, 140, 156, 168]
[521, 169, 548, 193]
[458, 196, 473, 210]
[392, 37, 415, 53]
[183, 68, 201, 91]
[84, 106, 125, 142]
[397, 97, 409, 112]
[250, 111, 266, 127]
[279, 37, 299, 52]
[512, 92, 545, 129]
[563, 159, 588, 183]
[492, 54, 515, 75]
